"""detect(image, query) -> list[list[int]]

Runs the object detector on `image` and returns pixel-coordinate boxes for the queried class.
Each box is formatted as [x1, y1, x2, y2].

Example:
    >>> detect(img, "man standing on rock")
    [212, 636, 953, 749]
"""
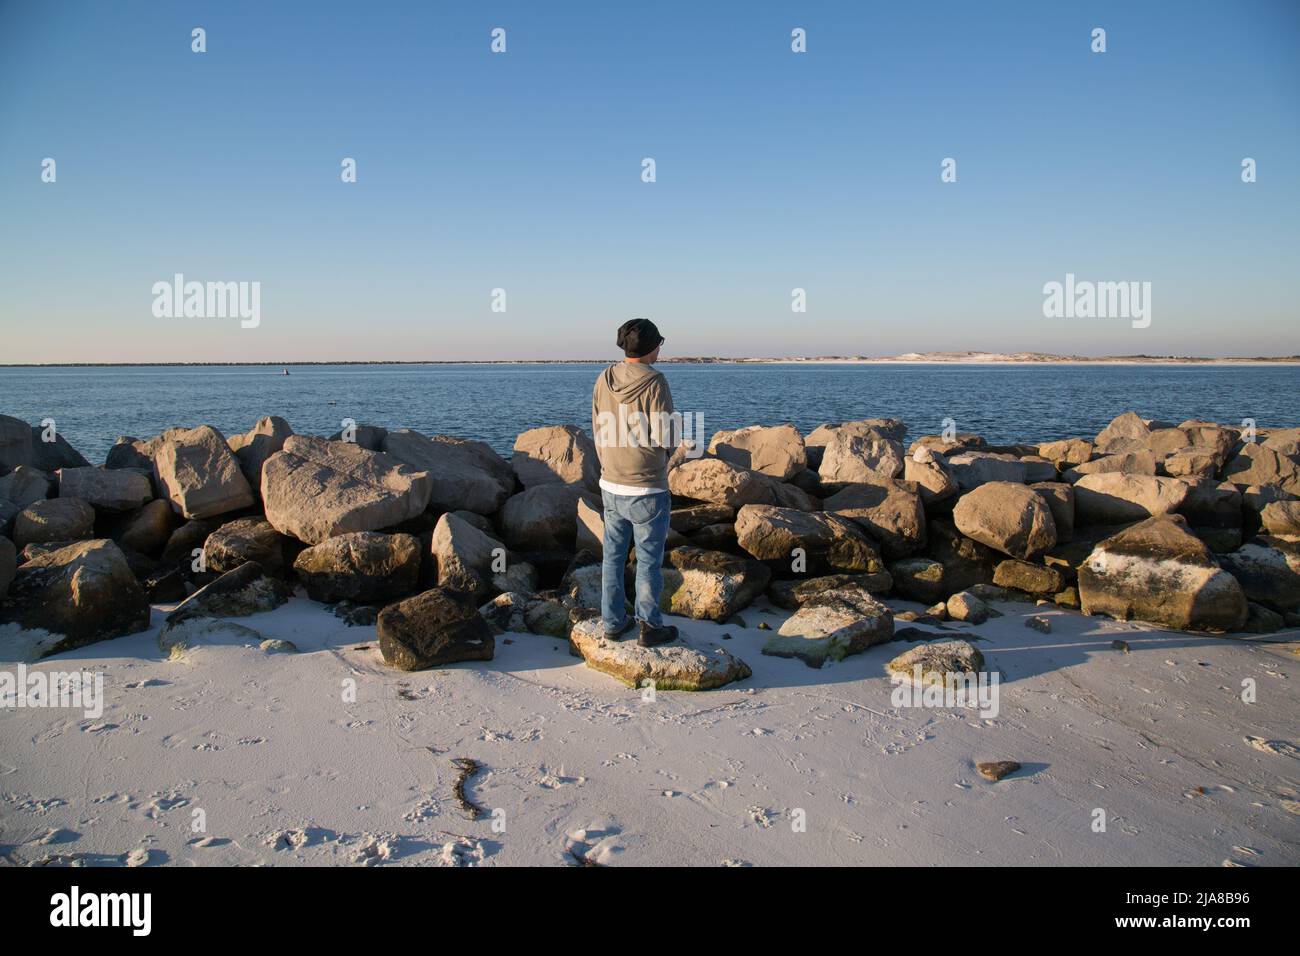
[591, 318, 680, 647]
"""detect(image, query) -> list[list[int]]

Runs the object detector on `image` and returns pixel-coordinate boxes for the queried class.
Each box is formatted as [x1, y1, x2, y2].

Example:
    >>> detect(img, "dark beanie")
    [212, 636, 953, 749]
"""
[616, 318, 664, 357]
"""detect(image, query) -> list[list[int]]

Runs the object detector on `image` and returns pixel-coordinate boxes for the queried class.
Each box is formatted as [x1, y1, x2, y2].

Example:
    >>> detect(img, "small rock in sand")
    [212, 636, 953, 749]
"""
[977, 760, 1021, 781]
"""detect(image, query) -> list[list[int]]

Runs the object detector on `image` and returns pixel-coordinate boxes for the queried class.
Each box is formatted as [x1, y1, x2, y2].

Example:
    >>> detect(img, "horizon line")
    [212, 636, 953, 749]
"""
[4, 353, 1300, 369]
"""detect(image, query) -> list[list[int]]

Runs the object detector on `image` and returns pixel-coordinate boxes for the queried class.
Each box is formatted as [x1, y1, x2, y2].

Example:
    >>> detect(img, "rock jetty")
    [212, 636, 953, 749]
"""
[2, 412, 1297, 688]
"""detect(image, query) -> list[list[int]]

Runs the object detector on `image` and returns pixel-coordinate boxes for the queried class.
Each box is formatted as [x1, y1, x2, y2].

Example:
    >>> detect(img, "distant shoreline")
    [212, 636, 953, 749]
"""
[3, 353, 1300, 369]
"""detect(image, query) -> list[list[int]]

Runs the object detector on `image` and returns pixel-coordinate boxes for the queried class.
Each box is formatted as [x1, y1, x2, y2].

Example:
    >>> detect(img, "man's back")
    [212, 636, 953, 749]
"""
[591, 361, 674, 490]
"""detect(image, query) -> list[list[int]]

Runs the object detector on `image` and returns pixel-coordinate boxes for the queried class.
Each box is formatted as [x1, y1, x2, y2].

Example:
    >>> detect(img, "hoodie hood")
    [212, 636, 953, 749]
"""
[601, 362, 662, 402]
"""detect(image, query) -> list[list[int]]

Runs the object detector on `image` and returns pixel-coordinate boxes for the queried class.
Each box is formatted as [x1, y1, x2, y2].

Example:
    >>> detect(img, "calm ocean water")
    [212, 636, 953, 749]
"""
[1, 363, 1297, 465]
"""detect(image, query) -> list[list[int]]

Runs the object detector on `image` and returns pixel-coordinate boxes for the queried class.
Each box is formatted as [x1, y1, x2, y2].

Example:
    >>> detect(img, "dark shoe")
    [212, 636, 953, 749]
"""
[603, 618, 636, 641]
[637, 624, 679, 648]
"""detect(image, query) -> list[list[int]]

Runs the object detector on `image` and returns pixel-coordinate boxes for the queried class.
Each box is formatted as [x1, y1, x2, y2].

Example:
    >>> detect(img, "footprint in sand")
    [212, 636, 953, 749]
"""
[747, 806, 777, 829]
[188, 836, 229, 848]
[564, 819, 624, 866]
[1245, 736, 1299, 758]
[437, 837, 485, 867]
[403, 797, 441, 823]
[536, 765, 585, 789]
[9, 795, 68, 816]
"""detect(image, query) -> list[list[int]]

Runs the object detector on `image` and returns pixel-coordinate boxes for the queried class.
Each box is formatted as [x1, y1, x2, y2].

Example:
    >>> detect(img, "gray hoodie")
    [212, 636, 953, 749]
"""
[591, 362, 676, 488]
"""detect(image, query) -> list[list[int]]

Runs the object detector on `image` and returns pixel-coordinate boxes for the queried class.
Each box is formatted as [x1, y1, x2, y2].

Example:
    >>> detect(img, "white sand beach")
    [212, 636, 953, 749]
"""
[3, 595, 1297, 868]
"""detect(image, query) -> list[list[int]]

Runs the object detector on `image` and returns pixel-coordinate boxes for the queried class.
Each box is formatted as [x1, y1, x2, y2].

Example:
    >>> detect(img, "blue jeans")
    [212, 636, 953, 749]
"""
[601, 489, 672, 632]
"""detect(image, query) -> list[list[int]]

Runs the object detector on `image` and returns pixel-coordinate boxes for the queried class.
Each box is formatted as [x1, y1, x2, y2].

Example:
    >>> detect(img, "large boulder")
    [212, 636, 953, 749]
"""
[1261, 427, 1300, 459]
[105, 435, 166, 472]
[734, 504, 884, 575]
[1017, 456, 1060, 483]
[660, 547, 771, 621]
[946, 590, 991, 624]
[293, 531, 422, 603]
[806, 419, 907, 451]
[167, 561, 293, 623]
[1144, 427, 1193, 459]
[227, 416, 293, 496]
[1162, 450, 1220, 480]
[575, 495, 605, 555]
[0, 539, 150, 654]
[512, 425, 599, 490]
[952, 482, 1056, 559]
[203, 516, 292, 575]
[1094, 411, 1150, 452]
[946, 452, 1028, 490]
[0, 465, 51, 509]
[822, 480, 926, 557]
[767, 571, 892, 609]
[1073, 473, 1191, 524]
[1064, 450, 1157, 480]
[430, 512, 504, 599]
[1037, 438, 1094, 468]
[56, 466, 153, 513]
[568, 617, 752, 690]
[0, 415, 34, 474]
[497, 484, 594, 552]
[160, 518, 219, 569]
[1222, 443, 1300, 495]
[817, 434, 904, 485]
[668, 458, 775, 507]
[670, 503, 735, 533]
[1180, 421, 1240, 461]
[708, 424, 806, 480]
[908, 432, 986, 458]
[887, 640, 985, 686]
[153, 425, 256, 519]
[377, 587, 495, 670]
[11, 497, 95, 549]
[1261, 499, 1300, 537]
[116, 499, 182, 557]
[1078, 515, 1248, 631]
[888, 557, 948, 604]
[993, 559, 1067, 596]
[261, 435, 431, 544]
[382, 429, 514, 515]
[925, 520, 1000, 591]
[903, 448, 958, 504]
[1219, 537, 1300, 611]
[762, 585, 893, 668]
[30, 429, 90, 473]
[1176, 479, 1243, 552]
[1030, 481, 1074, 543]
[764, 476, 821, 511]
[327, 423, 388, 450]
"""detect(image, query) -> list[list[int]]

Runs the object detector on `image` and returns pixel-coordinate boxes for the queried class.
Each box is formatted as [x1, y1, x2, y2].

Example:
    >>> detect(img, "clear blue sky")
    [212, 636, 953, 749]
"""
[1, 0, 1296, 362]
